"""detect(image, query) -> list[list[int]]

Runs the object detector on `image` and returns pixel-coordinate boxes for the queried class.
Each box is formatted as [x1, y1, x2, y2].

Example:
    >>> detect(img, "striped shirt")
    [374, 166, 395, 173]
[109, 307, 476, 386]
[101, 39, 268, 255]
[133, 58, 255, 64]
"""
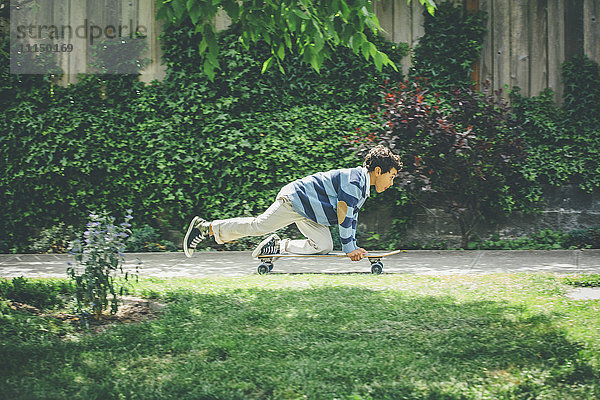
[279, 167, 370, 253]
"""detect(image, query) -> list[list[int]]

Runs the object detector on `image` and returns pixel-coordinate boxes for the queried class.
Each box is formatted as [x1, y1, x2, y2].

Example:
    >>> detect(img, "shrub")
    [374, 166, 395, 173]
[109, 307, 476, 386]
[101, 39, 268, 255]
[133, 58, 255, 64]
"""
[356, 80, 533, 248]
[127, 225, 177, 252]
[410, 1, 487, 89]
[28, 223, 79, 254]
[510, 56, 600, 193]
[67, 211, 139, 323]
[0, 22, 406, 252]
[474, 230, 569, 250]
[565, 226, 600, 249]
[564, 274, 600, 287]
[562, 55, 600, 126]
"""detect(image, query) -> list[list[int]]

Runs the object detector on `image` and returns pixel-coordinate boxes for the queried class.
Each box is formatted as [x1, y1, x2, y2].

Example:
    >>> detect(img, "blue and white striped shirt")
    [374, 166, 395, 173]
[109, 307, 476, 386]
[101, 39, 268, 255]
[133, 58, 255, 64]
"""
[279, 167, 370, 253]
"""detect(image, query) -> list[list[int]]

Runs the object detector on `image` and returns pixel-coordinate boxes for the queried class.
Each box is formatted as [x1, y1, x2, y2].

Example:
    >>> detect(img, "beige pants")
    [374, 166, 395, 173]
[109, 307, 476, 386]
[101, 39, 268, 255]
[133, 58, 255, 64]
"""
[211, 197, 334, 254]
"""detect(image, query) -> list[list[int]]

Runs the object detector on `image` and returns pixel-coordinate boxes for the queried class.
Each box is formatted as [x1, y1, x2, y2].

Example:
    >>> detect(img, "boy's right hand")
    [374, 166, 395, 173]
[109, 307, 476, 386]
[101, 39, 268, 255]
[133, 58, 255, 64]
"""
[347, 248, 368, 261]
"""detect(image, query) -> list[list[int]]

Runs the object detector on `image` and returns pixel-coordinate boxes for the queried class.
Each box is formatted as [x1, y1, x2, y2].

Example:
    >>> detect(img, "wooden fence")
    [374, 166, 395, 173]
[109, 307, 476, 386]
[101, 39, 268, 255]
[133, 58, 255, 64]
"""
[11, 0, 600, 101]
[375, 0, 600, 101]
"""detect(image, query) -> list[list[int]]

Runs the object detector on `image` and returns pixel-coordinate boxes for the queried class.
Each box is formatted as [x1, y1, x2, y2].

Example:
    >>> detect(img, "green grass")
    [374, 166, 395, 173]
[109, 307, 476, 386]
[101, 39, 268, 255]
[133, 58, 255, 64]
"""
[1, 274, 599, 399]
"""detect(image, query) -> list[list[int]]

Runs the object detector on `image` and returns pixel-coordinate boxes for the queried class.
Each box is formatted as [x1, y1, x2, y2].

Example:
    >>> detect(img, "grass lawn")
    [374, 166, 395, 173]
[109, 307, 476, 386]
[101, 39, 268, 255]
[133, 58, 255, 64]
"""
[1, 273, 599, 399]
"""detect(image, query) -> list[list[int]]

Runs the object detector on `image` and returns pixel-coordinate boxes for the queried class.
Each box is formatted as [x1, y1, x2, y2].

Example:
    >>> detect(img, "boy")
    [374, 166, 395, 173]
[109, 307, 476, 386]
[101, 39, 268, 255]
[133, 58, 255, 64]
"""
[183, 145, 402, 261]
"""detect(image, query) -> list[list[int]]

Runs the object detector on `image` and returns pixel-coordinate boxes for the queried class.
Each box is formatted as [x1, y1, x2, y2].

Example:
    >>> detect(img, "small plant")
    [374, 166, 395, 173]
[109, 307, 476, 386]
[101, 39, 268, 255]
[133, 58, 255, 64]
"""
[565, 226, 600, 249]
[126, 224, 177, 252]
[564, 274, 600, 287]
[474, 229, 569, 250]
[28, 222, 79, 254]
[67, 210, 139, 323]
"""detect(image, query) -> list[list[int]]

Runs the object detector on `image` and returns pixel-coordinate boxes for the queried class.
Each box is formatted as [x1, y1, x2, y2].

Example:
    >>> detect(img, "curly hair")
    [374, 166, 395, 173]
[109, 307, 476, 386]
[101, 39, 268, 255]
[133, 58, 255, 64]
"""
[363, 145, 403, 173]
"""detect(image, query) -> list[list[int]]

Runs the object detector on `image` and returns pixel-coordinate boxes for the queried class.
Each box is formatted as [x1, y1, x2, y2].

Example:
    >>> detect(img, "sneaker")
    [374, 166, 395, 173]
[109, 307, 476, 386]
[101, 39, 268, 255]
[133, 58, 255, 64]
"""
[252, 234, 281, 258]
[183, 216, 210, 258]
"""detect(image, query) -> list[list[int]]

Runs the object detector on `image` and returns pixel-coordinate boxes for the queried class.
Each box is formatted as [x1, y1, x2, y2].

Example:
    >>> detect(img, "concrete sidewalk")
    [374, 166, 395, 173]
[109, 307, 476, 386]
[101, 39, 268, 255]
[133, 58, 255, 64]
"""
[0, 250, 598, 278]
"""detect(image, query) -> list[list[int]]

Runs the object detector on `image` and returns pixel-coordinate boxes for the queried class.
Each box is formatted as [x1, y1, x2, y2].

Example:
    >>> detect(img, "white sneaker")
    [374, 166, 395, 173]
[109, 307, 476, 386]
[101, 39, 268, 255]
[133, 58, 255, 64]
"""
[251, 234, 281, 259]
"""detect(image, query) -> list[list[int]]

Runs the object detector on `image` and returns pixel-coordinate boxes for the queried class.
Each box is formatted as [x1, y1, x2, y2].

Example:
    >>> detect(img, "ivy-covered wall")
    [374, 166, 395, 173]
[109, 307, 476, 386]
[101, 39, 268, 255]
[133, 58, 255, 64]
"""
[0, 18, 408, 253]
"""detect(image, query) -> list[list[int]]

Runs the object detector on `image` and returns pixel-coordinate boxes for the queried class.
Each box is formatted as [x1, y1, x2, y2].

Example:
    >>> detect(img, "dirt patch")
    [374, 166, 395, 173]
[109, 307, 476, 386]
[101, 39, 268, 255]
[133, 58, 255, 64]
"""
[10, 296, 167, 333]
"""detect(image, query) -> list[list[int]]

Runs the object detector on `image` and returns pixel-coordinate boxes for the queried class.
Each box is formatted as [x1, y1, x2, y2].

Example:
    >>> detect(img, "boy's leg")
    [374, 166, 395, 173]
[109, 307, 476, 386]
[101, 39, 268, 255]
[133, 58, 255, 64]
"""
[211, 198, 302, 244]
[281, 219, 334, 255]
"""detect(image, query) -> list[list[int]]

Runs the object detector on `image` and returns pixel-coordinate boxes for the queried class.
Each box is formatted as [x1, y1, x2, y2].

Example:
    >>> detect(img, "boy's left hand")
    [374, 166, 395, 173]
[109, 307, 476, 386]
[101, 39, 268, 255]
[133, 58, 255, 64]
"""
[347, 248, 367, 261]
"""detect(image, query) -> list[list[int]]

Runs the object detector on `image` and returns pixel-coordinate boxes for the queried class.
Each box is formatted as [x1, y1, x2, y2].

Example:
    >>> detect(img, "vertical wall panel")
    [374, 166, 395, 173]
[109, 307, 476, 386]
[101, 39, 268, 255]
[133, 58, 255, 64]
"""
[69, 0, 87, 83]
[411, 0, 425, 47]
[54, 0, 70, 84]
[548, 0, 565, 101]
[493, 0, 511, 96]
[392, 0, 414, 76]
[376, 0, 395, 41]
[139, 0, 166, 82]
[479, 0, 494, 89]
[529, 0, 548, 96]
[511, 0, 530, 94]
[584, 0, 600, 63]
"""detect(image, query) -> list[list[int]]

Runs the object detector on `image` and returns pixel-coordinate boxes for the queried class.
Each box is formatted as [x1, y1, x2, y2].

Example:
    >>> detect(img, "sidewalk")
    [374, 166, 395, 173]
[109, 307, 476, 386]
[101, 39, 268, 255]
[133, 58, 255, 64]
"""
[0, 250, 598, 278]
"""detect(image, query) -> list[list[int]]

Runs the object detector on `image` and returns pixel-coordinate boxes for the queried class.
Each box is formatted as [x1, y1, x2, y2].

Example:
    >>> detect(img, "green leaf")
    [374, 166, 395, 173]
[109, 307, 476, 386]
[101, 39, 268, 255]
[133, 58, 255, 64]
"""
[171, 0, 186, 21]
[262, 56, 274, 73]
[292, 8, 310, 20]
[373, 50, 383, 70]
[277, 43, 285, 61]
[361, 41, 371, 60]
[350, 32, 364, 54]
[198, 38, 208, 55]
[188, 2, 203, 24]
[222, 0, 239, 20]
[155, 4, 170, 21]
[420, 0, 437, 16]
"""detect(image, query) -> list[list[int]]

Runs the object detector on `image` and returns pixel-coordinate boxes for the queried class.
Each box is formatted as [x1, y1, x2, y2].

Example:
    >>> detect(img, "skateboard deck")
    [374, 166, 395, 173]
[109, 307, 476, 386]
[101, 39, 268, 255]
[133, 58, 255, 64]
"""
[256, 249, 403, 274]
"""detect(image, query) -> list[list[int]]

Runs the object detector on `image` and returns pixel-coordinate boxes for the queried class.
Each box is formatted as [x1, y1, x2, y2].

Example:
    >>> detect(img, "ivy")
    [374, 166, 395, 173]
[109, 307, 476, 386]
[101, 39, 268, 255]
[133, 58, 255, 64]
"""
[410, 1, 486, 89]
[511, 55, 600, 192]
[0, 25, 403, 252]
[155, 0, 435, 79]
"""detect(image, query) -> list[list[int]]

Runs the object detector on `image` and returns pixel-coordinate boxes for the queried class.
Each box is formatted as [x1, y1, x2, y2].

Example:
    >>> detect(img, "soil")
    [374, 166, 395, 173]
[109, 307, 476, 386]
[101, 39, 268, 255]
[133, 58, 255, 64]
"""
[10, 296, 166, 334]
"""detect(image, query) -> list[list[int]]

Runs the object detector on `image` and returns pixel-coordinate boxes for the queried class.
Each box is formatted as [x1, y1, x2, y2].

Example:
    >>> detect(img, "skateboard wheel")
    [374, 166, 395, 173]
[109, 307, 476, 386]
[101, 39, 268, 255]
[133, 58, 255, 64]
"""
[371, 262, 383, 274]
[257, 264, 271, 275]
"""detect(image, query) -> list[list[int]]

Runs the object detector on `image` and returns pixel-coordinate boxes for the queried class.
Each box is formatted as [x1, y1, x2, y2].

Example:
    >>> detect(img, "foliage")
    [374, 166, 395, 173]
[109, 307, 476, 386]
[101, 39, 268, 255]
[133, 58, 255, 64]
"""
[564, 226, 600, 249]
[354, 0, 538, 249]
[0, 23, 405, 252]
[1, 275, 600, 398]
[0, 277, 72, 310]
[155, 0, 433, 79]
[470, 226, 600, 250]
[510, 56, 600, 192]
[410, 1, 487, 89]
[473, 229, 569, 250]
[564, 274, 600, 288]
[160, 23, 408, 111]
[28, 222, 79, 254]
[67, 211, 138, 322]
[127, 225, 177, 252]
[356, 80, 534, 248]
[561, 55, 600, 126]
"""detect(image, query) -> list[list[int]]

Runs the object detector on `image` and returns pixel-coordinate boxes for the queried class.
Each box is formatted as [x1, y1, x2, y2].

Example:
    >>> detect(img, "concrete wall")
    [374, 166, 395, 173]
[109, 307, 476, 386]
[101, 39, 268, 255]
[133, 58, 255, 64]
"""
[358, 185, 600, 247]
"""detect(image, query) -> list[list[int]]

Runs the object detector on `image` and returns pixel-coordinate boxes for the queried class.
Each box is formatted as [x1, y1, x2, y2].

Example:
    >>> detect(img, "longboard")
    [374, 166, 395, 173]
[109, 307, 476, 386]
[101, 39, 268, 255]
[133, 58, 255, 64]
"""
[256, 249, 403, 274]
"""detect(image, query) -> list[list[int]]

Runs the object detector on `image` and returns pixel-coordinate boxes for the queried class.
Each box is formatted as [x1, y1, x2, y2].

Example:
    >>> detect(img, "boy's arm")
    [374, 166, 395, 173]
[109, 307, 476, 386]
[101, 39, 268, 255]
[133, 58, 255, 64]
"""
[337, 200, 366, 259]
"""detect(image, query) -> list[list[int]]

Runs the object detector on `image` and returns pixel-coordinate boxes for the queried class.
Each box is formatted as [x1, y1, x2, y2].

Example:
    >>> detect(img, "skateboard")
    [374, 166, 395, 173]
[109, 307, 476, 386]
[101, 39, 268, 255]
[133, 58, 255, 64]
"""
[256, 249, 402, 275]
